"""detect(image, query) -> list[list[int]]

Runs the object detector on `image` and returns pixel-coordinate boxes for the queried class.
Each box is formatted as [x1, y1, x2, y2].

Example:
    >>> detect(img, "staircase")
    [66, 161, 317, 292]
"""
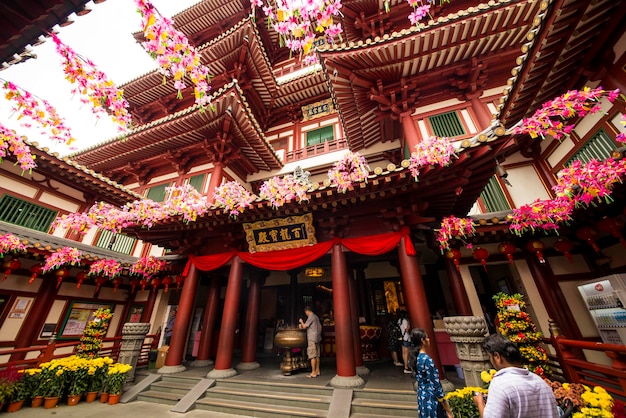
[349, 387, 417, 418]
[136, 374, 202, 406]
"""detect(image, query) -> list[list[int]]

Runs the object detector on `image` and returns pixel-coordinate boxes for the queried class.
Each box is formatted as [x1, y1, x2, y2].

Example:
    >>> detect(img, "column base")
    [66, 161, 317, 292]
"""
[330, 374, 365, 388]
[441, 378, 456, 393]
[355, 366, 371, 377]
[189, 359, 214, 368]
[235, 361, 260, 371]
[207, 368, 237, 379]
[157, 364, 187, 374]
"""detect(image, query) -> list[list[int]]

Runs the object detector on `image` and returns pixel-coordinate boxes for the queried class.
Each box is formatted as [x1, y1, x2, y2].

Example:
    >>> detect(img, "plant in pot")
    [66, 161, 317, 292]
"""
[7, 379, 27, 412]
[65, 357, 89, 405]
[86, 357, 112, 402]
[105, 363, 133, 404]
[22, 368, 44, 407]
[0, 378, 14, 408]
[39, 360, 66, 409]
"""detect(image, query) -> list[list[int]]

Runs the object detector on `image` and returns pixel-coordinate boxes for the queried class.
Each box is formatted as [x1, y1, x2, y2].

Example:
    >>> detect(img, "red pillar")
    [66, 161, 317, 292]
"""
[469, 96, 493, 129]
[238, 270, 263, 369]
[445, 259, 473, 315]
[140, 287, 158, 323]
[161, 264, 200, 373]
[208, 257, 242, 378]
[207, 161, 224, 203]
[398, 239, 445, 377]
[191, 275, 220, 366]
[347, 268, 365, 371]
[401, 111, 422, 152]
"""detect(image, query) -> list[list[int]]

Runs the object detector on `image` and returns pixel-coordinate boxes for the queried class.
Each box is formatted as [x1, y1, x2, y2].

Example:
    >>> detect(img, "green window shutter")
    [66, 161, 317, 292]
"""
[146, 184, 168, 202]
[479, 175, 511, 212]
[306, 125, 334, 146]
[428, 111, 466, 137]
[188, 174, 205, 193]
[0, 194, 58, 232]
[565, 129, 616, 166]
[95, 229, 136, 255]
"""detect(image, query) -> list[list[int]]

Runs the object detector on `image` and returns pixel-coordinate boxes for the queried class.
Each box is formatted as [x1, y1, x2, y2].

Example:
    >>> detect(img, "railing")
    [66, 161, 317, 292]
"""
[285, 137, 348, 163]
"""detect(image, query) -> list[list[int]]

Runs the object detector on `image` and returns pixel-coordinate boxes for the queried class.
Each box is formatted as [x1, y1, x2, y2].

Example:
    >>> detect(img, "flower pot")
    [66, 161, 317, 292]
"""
[85, 391, 98, 403]
[44, 396, 59, 409]
[107, 394, 120, 405]
[7, 400, 25, 412]
[31, 396, 44, 408]
[67, 394, 81, 406]
[100, 393, 109, 403]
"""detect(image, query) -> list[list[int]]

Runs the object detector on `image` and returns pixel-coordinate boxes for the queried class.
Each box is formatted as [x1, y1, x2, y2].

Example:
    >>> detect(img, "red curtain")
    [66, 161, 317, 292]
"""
[239, 240, 335, 271]
[182, 252, 236, 276]
[342, 229, 415, 256]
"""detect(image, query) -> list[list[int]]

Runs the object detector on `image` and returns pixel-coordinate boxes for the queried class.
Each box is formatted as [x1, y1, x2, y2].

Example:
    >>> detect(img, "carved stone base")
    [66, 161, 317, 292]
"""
[157, 364, 187, 374]
[207, 368, 237, 379]
[329, 374, 365, 388]
[355, 366, 371, 377]
[236, 361, 260, 371]
[460, 360, 492, 387]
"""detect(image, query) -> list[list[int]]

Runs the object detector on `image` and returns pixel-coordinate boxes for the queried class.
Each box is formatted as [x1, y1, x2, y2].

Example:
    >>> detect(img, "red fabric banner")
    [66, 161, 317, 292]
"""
[239, 240, 334, 271]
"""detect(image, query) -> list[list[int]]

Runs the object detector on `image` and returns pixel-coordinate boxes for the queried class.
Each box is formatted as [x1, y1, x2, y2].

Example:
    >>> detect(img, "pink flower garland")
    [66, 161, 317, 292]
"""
[135, 0, 211, 107]
[213, 181, 255, 218]
[259, 174, 309, 209]
[408, 136, 456, 180]
[163, 184, 210, 223]
[553, 158, 626, 207]
[43, 246, 83, 272]
[436, 215, 475, 252]
[1, 80, 75, 145]
[327, 151, 370, 193]
[252, 0, 343, 65]
[507, 197, 574, 236]
[0, 124, 36, 171]
[0, 233, 26, 257]
[89, 258, 122, 278]
[514, 87, 620, 141]
[51, 34, 131, 131]
[131, 255, 165, 279]
[617, 114, 626, 144]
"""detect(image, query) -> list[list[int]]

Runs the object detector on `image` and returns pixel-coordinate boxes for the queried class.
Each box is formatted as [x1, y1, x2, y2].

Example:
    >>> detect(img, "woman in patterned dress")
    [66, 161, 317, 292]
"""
[410, 328, 453, 418]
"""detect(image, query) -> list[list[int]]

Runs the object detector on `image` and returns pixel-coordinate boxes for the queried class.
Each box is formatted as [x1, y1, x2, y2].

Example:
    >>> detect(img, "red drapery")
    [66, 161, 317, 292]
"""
[182, 229, 416, 275]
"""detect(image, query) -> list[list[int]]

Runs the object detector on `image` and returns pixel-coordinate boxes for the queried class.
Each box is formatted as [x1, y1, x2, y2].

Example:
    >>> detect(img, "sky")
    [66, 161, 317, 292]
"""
[0, 0, 200, 156]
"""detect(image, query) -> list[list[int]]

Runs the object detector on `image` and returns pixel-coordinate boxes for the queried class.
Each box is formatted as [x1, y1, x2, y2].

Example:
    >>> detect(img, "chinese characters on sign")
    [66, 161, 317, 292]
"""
[243, 213, 317, 253]
[301, 98, 335, 121]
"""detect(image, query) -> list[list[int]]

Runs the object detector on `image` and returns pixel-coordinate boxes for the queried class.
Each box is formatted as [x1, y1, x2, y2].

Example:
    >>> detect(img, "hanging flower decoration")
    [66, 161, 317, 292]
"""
[553, 158, 626, 207]
[617, 114, 626, 144]
[259, 174, 310, 209]
[43, 246, 83, 272]
[130, 255, 165, 279]
[408, 136, 456, 180]
[513, 87, 620, 141]
[436, 215, 475, 252]
[252, 0, 343, 65]
[0, 233, 26, 258]
[1, 80, 75, 145]
[213, 181, 255, 218]
[135, 0, 211, 107]
[88, 259, 122, 279]
[507, 197, 574, 236]
[0, 124, 37, 171]
[407, 0, 436, 26]
[163, 183, 210, 223]
[327, 151, 370, 193]
[51, 34, 131, 131]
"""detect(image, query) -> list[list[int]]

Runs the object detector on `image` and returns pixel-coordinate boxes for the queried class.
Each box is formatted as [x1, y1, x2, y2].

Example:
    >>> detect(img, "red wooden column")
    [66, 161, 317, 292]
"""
[190, 275, 220, 367]
[207, 257, 243, 378]
[159, 264, 200, 374]
[400, 111, 422, 151]
[347, 267, 369, 376]
[330, 244, 364, 388]
[398, 239, 446, 379]
[469, 96, 493, 129]
[207, 161, 224, 203]
[445, 258, 473, 315]
[237, 270, 263, 370]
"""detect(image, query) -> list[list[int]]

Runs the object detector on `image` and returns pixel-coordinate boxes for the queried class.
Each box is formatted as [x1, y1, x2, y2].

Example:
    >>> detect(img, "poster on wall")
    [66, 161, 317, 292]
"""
[8, 297, 31, 319]
[127, 305, 144, 323]
[59, 301, 113, 339]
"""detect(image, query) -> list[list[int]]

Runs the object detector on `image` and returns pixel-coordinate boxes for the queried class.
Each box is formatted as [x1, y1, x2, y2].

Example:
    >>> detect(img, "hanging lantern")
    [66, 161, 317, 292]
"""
[576, 226, 600, 253]
[162, 276, 173, 293]
[130, 277, 140, 294]
[445, 248, 462, 271]
[498, 242, 516, 264]
[2, 258, 21, 281]
[55, 268, 70, 289]
[140, 278, 148, 291]
[473, 246, 489, 271]
[112, 277, 123, 292]
[526, 239, 546, 264]
[95, 276, 108, 292]
[151, 277, 161, 292]
[175, 275, 184, 291]
[76, 271, 88, 289]
[598, 216, 626, 248]
[553, 238, 575, 263]
[29, 263, 44, 284]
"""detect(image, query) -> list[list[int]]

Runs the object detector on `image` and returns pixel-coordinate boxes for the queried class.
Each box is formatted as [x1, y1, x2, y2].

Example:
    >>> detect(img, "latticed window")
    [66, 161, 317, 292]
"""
[95, 229, 136, 255]
[565, 129, 616, 166]
[0, 194, 58, 232]
[480, 175, 511, 212]
[188, 174, 205, 193]
[305, 125, 334, 146]
[146, 183, 168, 202]
[428, 111, 466, 137]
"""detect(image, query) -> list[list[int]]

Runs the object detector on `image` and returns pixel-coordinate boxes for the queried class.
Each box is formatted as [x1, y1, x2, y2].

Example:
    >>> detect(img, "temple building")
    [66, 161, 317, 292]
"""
[1, 0, 626, 397]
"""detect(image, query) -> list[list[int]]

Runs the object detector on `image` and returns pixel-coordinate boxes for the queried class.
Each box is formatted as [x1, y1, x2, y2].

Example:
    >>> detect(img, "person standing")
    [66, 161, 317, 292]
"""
[411, 328, 453, 418]
[398, 309, 412, 374]
[164, 307, 177, 346]
[473, 334, 559, 418]
[387, 311, 403, 366]
[299, 306, 322, 378]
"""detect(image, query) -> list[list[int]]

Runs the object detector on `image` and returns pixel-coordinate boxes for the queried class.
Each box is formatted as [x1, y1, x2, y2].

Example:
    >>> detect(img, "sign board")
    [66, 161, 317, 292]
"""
[243, 213, 317, 253]
[301, 98, 335, 121]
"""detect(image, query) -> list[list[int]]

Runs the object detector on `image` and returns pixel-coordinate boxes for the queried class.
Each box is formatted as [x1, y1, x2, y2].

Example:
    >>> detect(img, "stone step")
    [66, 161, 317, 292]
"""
[195, 398, 328, 418]
[216, 378, 333, 396]
[353, 388, 416, 402]
[160, 374, 202, 385]
[136, 389, 182, 406]
[350, 397, 416, 417]
[150, 379, 198, 395]
[206, 386, 332, 410]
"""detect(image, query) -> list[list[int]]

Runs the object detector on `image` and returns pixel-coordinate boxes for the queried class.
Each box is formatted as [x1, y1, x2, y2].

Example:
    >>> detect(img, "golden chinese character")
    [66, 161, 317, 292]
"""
[292, 227, 301, 239]
[269, 229, 279, 242]
[258, 232, 269, 244]
[280, 228, 291, 241]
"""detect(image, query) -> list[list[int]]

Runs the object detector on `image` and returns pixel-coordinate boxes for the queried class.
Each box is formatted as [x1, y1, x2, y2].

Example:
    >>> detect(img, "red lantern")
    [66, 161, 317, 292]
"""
[95, 276, 108, 292]
[598, 217, 626, 248]
[151, 277, 161, 292]
[112, 277, 123, 292]
[162, 276, 173, 293]
[445, 249, 462, 271]
[2, 258, 21, 281]
[553, 238, 575, 263]
[576, 226, 600, 253]
[473, 246, 489, 271]
[76, 271, 88, 289]
[526, 240, 546, 264]
[130, 277, 140, 294]
[175, 275, 184, 291]
[140, 278, 148, 291]
[29, 263, 44, 284]
[498, 242, 516, 264]
[55, 268, 70, 289]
